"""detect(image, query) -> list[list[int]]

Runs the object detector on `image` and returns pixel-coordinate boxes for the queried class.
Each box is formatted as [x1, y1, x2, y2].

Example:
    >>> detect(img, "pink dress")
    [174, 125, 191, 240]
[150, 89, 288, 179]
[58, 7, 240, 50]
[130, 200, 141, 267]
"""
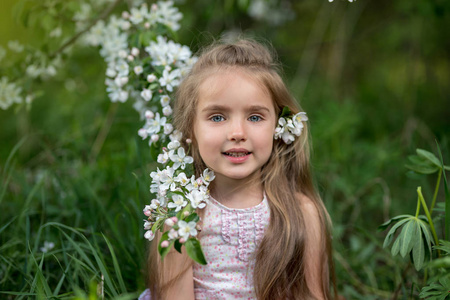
[139, 194, 270, 300]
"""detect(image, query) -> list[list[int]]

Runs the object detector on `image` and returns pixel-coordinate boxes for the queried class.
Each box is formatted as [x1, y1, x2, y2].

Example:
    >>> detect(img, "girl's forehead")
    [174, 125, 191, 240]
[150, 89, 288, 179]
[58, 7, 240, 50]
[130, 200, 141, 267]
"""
[198, 68, 270, 100]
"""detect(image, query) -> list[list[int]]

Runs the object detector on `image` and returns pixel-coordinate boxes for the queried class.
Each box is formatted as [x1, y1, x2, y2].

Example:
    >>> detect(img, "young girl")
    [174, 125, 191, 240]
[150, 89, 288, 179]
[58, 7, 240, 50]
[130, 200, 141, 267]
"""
[142, 39, 335, 300]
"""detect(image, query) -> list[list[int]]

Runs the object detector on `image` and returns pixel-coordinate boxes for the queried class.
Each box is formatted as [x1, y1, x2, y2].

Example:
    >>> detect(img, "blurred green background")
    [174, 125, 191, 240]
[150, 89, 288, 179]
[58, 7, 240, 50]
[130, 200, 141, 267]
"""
[1, 0, 449, 298]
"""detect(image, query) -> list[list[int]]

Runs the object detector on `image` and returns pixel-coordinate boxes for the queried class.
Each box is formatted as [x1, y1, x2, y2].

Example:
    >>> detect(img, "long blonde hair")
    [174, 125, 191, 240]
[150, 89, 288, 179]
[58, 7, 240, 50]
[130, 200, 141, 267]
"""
[148, 39, 335, 299]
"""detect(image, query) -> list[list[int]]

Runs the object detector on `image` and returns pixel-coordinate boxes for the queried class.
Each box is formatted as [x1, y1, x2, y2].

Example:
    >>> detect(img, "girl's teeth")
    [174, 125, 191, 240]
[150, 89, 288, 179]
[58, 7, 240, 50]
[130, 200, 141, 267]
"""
[226, 152, 248, 157]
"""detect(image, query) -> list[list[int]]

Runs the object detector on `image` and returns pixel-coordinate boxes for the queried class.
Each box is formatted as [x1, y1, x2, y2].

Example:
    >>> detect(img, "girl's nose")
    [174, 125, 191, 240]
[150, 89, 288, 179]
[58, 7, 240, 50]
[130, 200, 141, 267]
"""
[228, 120, 247, 142]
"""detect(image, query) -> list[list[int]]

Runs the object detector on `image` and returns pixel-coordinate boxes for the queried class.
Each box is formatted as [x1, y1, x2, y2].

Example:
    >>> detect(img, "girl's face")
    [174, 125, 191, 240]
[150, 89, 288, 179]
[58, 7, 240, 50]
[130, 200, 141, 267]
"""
[193, 70, 277, 184]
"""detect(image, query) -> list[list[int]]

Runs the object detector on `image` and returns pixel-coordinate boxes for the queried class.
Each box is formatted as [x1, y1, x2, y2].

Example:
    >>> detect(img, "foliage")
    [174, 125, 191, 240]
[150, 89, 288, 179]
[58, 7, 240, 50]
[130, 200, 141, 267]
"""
[380, 147, 450, 298]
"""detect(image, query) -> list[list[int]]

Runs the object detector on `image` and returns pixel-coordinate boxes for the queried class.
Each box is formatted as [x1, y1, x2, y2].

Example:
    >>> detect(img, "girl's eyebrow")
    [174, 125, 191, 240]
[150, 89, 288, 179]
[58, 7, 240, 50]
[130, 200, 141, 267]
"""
[200, 104, 270, 113]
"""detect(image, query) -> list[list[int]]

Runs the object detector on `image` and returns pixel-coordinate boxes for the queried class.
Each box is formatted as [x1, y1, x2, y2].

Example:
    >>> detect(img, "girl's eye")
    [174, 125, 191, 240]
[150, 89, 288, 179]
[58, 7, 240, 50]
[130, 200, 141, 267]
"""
[210, 115, 224, 122]
[248, 115, 262, 122]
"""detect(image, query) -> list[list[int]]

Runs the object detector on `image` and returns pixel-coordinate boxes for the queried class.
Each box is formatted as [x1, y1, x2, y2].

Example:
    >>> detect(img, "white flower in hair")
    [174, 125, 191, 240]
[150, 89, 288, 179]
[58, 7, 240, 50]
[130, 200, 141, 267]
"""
[274, 107, 308, 144]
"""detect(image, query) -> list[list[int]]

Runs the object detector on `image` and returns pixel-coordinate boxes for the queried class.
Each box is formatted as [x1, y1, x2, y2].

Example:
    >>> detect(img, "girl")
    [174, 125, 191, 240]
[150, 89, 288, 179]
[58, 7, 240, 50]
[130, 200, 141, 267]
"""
[142, 39, 335, 300]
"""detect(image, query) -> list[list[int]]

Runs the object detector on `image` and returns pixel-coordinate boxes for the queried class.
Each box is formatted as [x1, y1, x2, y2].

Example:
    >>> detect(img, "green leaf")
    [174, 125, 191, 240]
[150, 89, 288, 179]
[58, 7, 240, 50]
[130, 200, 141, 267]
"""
[158, 232, 174, 261]
[391, 235, 402, 256]
[420, 275, 450, 299]
[417, 149, 442, 167]
[417, 219, 434, 255]
[185, 238, 207, 265]
[382, 217, 411, 248]
[436, 141, 450, 240]
[150, 141, 161, 161]
[378, 214, 410, 231]
[279, 106, 292, 118]
[400, 219, 418, 258]
[427, 256, 450, 269]
[412, 228, 425, 270]
[185, 213, 199, 223]
[405, 163, 439, 174]
[434, 240, 450, 255]
[174, 239, 182, 254]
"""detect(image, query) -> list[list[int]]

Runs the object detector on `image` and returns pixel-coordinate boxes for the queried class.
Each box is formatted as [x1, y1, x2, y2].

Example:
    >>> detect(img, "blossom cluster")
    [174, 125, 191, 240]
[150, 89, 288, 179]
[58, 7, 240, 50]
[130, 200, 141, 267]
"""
[143, 142, 215, 243]
[87, 1, 196, 147]
[0, 77, 23, 110]
[143, 135, 215, 264]
[87, 1, 212, 263]
[274, 111, 308, 144]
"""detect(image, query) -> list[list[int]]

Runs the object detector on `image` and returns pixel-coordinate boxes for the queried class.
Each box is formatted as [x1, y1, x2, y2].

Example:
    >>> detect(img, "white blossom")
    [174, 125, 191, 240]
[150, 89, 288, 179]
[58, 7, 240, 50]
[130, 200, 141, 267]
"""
[162, 106, 172, 116]
[147, 74, 157, 82]
[8, 40, 24, 53]
[186, 189, 207, 209]
[168, 228, 178, 239]
[157, 151, 169, 164]
[0, 77, 23, 110]
[163, 123, 173, 134]
[168, 194, 187, 212]
[175, 172, 189, 186]
[134, 65, 143, 75]
[159, 68, 180, 92]
[169, 147, 193, 170]
[131, 47, 140, 56]
[177, 220, 197, 240]
[140, 88, 152, 101]
[144, 230, 155, 241]
[146, 112, 166, 135]
[201, 169, 215, 185]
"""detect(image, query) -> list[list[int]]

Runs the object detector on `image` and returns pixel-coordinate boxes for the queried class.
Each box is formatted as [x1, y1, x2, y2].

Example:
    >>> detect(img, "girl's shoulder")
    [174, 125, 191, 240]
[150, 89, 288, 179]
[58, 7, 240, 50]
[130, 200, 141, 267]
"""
[296, 193, 318, 213]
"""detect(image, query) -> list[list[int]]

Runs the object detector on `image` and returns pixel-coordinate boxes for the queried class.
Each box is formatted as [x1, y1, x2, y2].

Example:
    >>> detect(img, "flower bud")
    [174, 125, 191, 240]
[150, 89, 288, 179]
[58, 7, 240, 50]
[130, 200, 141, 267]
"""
[163, 106, 173, 116]
[147, 74, 157, 82]
[138, 128, 148, 139]
[183, 211, 190, 217]
[131, 47, 140, 56]
[151, 134, 159, 142]
[165, 218, 174, 227]
[122, 11, 130, 19]
[145, 110, 154, 119]
[144, 231, 154, 241]
[186, 138, 192, 144]
[196, 224, 202, 231]
[144, 22, 150, 29]
[127, 55, 134, 62]
[160, 240, 169, 248]
[179, 238, 185, 244]
[171, 217, 178, 223]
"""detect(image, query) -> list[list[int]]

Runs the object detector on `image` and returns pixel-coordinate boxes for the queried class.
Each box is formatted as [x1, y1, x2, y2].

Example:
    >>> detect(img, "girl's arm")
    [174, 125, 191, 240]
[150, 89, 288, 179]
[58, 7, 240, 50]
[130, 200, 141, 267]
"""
[300, 194, 328, 300]
[160, 249, 195, 300]
[148, 230, 195, 300]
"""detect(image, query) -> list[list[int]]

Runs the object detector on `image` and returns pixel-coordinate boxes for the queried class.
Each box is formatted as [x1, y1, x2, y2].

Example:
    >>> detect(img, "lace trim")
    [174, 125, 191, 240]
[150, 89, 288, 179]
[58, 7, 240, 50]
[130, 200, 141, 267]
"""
[221, 209, 232, 244]
[209, 194, 270, 262]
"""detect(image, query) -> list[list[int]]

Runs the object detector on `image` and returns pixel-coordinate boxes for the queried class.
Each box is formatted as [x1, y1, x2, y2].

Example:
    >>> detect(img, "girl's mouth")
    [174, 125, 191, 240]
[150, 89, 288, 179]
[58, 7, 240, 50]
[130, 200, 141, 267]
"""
[223, 152, 251, 157]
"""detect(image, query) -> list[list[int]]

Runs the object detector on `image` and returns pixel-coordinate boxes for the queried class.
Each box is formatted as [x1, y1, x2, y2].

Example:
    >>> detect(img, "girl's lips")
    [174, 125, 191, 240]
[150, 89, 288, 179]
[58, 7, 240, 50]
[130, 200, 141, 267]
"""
[222, 150, 252, 163]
